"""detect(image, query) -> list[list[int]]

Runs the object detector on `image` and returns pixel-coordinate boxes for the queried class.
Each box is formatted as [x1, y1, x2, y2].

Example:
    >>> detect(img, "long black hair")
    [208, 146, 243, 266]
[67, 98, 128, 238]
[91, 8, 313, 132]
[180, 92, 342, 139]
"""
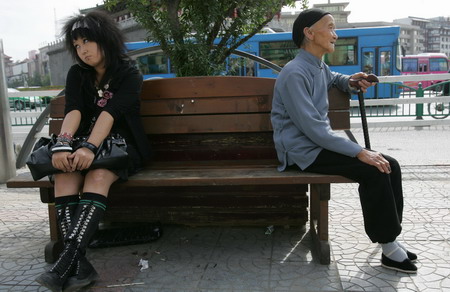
[62, 10, 128, 73]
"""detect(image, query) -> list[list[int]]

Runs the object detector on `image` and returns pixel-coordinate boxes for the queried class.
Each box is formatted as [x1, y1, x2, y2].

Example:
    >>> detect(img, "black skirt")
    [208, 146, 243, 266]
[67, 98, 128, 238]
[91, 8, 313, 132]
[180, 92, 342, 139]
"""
[111, 143, 143, 181]
[49, 143, 143, 183]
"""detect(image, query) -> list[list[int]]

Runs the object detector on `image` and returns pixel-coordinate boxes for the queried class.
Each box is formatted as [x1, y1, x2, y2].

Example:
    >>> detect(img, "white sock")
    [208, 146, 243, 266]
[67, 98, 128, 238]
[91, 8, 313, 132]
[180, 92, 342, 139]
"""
[395, 241, 408, 252]
[381, 242, 408, 262]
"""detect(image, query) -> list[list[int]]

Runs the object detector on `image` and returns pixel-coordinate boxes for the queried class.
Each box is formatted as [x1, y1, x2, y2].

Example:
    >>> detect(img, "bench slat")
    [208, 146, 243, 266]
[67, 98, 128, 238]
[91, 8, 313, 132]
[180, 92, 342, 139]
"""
[7, 166, 352, 189]
[141, 76, 275, 99]
[140, 95, 271, 115]
[129, 168, 353, 186]
[50, 112, 349, 134]
[142, 113, 273, 134]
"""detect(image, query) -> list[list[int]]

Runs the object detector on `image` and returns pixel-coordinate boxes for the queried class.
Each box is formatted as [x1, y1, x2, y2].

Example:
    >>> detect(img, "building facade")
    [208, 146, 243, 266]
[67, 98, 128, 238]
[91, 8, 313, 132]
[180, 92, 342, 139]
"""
[426, 17, 450, 57]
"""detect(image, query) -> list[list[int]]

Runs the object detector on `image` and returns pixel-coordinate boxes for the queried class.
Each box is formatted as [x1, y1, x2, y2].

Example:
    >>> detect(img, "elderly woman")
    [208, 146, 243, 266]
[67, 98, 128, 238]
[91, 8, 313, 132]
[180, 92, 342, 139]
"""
[271, 8, 417, 274]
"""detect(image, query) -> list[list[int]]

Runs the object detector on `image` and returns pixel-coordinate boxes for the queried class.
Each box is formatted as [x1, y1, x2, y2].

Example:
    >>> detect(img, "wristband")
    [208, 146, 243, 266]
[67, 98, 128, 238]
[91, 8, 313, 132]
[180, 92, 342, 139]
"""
[56, 132, 74, 145]
[80, 141, 98, 154]
[51, 142, 73, 153]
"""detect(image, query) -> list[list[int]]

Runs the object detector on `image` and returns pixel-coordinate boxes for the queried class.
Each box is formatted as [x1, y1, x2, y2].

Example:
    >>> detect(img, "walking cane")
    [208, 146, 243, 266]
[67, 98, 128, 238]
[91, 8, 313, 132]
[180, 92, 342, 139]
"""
[349, 74, 379, 150]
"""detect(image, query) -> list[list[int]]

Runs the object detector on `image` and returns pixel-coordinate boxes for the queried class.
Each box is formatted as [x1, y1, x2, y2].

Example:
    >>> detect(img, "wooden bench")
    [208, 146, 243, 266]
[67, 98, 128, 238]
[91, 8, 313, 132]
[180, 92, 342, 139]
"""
[7, 76, 354, 265]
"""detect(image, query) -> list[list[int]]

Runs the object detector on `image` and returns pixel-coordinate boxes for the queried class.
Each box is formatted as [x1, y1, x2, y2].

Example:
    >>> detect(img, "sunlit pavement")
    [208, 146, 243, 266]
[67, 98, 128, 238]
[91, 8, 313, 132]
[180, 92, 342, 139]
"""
[1, 126, 449, 292]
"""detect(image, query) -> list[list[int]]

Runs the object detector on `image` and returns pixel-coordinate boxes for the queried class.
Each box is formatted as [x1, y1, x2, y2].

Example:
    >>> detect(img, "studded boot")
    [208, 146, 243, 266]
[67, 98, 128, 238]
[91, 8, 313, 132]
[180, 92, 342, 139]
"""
[53, 195, 99, 292]
[36, 193, 107, 292]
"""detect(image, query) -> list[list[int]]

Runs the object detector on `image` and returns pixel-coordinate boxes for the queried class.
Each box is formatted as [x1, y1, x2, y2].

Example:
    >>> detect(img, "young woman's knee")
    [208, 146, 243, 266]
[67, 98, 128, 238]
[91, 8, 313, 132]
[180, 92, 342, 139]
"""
[85, 169, 115, 183]
[53, 172, 84, 196]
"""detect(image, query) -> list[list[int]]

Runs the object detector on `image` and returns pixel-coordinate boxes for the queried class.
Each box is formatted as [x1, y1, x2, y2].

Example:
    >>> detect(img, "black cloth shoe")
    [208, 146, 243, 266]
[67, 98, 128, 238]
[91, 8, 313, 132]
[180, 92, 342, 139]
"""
[381, 254, 417, 273]
[63, 257, 99, 292]
[406, 250, 418, 262]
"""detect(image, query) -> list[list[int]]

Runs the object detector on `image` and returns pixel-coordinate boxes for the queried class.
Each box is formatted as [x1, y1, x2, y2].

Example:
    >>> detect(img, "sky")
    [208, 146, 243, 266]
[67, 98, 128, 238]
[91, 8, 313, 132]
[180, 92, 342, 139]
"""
[1, 0, 450, 62]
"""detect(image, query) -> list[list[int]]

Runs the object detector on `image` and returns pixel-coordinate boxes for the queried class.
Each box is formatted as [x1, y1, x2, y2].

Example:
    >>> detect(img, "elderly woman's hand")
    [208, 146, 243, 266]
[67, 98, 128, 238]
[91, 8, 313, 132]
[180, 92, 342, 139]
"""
[356, 148, 391, 174]
[349, 72, 378, 93]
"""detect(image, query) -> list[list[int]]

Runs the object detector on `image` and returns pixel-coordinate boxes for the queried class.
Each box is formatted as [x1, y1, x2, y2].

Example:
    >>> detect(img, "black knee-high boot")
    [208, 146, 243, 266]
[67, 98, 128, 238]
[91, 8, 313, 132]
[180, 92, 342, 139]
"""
[36, 193, 107, 292]
[54, 195, 99, 292]
[55, 195, 79, 240]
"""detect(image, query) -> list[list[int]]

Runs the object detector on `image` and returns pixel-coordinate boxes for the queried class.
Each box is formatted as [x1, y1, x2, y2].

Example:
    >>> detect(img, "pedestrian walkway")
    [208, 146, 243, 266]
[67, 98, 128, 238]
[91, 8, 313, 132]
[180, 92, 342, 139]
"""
[1, 126, 449, 291]
[1, 165, 448, 292]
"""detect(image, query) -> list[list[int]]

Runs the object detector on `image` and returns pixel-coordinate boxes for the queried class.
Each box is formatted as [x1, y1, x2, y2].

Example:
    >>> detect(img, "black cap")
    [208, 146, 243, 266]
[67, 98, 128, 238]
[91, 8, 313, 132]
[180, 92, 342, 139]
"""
[292, 8, 331, 47]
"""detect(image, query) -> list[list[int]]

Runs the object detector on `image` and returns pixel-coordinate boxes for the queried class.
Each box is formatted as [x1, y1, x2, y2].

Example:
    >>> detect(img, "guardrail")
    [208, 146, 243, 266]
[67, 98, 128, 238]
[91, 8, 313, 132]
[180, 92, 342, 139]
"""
[348, 74, 450, 127]
[7, 90, 62, 126]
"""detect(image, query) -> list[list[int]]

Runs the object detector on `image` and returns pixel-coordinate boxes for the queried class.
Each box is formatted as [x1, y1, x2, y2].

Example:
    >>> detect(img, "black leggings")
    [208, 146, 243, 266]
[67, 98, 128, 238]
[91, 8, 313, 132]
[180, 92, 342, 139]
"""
[304, 149, 403, 243]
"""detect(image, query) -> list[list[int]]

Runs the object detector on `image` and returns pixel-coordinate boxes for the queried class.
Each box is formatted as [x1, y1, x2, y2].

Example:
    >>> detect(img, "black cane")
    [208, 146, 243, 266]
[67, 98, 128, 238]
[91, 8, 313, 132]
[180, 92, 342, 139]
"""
[349, 74, 379, 150]
[357, 91, 371, 149]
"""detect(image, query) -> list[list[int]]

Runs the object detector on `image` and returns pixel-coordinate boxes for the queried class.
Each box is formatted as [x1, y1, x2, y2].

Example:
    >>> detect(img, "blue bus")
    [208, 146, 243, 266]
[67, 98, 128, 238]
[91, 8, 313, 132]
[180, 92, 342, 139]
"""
[126, 26, 402, 98]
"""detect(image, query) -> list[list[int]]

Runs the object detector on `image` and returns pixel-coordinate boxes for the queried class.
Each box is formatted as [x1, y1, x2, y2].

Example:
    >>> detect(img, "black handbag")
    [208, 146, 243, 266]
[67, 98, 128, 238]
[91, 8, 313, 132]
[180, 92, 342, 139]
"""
[26, 134, 129, 181]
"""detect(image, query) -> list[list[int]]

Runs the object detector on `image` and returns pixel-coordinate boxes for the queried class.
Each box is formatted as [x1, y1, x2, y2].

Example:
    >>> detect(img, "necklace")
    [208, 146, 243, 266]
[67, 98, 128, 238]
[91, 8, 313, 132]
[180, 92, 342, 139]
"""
[95, 80, 113, 107]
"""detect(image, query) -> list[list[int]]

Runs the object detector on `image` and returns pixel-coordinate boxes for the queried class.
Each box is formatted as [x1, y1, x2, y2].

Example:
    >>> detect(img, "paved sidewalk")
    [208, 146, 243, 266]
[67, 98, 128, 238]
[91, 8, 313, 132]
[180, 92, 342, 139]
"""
[1, 126, 449, 291]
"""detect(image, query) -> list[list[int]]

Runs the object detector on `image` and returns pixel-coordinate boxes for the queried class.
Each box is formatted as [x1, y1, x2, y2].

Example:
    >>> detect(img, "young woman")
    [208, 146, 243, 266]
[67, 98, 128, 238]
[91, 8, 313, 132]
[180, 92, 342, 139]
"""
[35, 10, 151, 292]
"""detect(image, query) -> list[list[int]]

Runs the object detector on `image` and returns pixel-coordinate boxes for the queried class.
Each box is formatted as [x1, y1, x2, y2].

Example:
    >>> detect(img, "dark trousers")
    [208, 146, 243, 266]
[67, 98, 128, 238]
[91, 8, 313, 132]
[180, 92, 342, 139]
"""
[304, 149, 403, 243]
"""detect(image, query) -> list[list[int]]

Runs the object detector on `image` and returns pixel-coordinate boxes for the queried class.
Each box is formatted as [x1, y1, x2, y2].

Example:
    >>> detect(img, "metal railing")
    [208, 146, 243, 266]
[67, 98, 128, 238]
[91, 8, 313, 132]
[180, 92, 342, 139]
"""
[349, 74, 450, 128]
[7, 90, 62, 126]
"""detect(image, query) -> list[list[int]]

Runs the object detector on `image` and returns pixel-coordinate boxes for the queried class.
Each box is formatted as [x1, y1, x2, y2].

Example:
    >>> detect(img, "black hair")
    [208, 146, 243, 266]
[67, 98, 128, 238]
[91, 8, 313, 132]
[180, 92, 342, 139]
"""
[292, 8, 330, 48]
[62, 10, 128, 72]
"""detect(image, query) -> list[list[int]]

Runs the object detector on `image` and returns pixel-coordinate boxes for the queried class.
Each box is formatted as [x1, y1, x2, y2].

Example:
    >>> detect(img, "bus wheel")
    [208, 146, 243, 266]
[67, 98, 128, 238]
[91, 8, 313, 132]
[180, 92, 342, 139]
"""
[428, 102, 450, 119]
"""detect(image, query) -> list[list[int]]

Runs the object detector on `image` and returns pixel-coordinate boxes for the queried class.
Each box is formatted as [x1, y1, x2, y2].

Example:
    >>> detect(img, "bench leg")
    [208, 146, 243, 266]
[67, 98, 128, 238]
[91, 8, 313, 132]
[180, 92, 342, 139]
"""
[40, 188, 63, 263]
[309, 184, 330, 265]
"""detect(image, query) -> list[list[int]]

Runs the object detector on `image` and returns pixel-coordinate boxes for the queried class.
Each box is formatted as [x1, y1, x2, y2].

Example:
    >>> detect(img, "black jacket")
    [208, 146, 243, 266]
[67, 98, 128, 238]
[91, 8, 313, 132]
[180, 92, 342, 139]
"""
[64, 62, 151, 163]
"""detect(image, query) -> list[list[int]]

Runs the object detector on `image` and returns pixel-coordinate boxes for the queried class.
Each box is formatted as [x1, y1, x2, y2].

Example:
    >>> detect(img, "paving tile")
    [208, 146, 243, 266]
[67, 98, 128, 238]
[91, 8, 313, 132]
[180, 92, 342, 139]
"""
[0, 238, 47, 260]
[199, 258, 270, 291]
[410, 263, 450, 291]
[0, 285, 50, 292]
[269, 261, 342, 291]
[0, 208, 48, 222]
[270, 227, 316, 263]
[337, 259, 420, 292]
[0, 221, 49, 239]
[0, 258, 46, 287]
[1, 164, 449, 292]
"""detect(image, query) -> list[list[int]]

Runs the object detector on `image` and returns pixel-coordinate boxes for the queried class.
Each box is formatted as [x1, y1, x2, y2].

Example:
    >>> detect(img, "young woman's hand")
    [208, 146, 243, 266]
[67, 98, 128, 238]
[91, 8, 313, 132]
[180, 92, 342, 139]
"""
[52, 151, 73, 172]
[68, 147, 95, 172]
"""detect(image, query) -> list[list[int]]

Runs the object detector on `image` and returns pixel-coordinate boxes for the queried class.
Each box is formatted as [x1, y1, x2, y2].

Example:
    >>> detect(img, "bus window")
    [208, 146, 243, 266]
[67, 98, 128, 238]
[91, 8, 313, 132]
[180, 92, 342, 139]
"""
[363, 51, 374, 74]
[259, 41, 298, 68]
[136, 53, 169, 74]
[324, 37, 357, 66]
[430, 58, 448, 71]
[402, 58, 418, 72]
[380, 51, 391, 76]
[419, 63, 427, 72]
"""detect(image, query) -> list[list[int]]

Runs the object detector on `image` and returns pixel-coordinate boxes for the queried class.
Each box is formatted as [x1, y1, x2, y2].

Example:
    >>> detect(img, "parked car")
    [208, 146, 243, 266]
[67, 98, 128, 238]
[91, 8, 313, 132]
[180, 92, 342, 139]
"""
[7, 88, 42, 110]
